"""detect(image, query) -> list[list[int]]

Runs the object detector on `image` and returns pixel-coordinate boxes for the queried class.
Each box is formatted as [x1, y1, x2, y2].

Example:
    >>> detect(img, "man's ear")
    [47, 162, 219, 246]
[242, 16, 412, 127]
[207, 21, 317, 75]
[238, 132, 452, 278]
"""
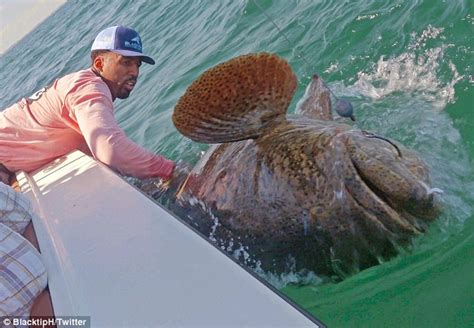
[93, 55, 105, 72]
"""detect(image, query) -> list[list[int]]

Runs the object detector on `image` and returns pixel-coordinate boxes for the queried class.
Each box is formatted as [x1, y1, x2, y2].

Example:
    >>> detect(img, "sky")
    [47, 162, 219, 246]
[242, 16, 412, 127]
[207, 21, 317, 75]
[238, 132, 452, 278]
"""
[0, 0, 66, 54]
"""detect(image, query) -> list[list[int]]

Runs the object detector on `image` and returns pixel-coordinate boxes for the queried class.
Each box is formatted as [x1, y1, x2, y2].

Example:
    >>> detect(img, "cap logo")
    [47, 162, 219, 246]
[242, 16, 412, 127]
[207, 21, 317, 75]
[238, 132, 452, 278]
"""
[124, 36, 142, 52]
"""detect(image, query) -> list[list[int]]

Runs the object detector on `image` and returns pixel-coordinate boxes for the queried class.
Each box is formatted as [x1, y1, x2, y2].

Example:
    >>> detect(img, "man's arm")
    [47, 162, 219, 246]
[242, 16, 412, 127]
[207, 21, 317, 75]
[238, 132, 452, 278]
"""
[69, 85, 174, 180]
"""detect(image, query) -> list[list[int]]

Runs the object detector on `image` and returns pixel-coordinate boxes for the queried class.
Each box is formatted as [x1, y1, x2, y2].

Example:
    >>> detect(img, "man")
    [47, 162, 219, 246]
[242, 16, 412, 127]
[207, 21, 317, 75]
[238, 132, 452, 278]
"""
[0, 26, 175, 184]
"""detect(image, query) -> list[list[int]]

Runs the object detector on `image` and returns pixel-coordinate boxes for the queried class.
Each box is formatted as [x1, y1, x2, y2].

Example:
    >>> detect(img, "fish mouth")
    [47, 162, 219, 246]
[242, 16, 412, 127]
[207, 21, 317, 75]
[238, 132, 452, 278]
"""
[346, 157, 425, 237]
[363, 164, 428, 228]
[358, 169, 420, 235]
[343, 132, 442, 238]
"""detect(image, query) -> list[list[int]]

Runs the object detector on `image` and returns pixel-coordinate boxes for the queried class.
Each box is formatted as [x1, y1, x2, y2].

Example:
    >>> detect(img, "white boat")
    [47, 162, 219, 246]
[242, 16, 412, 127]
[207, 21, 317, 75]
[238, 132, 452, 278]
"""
[16, 150, 322, 327]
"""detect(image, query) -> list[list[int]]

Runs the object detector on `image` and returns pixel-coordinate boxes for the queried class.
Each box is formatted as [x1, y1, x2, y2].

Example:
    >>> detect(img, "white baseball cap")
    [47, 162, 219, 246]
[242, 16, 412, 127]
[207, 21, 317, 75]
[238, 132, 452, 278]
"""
[91, 26, 155, 65]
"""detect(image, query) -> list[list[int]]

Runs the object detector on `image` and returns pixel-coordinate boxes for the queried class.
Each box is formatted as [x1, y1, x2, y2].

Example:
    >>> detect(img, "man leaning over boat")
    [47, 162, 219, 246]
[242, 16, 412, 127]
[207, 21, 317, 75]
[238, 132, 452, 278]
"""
[0, 26, 179, 320]
[0, 25, 176, 184]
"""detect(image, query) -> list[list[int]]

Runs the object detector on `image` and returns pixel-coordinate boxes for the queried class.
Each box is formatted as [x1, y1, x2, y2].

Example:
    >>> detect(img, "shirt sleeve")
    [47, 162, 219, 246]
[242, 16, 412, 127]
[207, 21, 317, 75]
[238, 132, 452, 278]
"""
[68, 83, 174, 180]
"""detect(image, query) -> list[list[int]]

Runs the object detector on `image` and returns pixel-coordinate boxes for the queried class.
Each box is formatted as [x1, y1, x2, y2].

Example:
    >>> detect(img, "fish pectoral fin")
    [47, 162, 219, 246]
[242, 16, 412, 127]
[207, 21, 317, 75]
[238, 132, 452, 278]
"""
[172, 52, 297, 143]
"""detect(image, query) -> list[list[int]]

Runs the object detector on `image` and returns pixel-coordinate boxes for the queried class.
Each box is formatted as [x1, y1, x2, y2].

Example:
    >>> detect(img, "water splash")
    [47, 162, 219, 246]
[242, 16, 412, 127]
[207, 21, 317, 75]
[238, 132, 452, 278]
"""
[253, 258, 325, 289]
[408, 25, 445, 50]
[324, 63, 339, 74]
[349, 26, 463, 108]
[353, 49, 461, 107]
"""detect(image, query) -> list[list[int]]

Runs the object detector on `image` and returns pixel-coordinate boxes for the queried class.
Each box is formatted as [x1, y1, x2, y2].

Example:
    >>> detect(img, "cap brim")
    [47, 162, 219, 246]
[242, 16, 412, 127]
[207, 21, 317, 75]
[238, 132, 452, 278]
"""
[111, 49, 155, 65]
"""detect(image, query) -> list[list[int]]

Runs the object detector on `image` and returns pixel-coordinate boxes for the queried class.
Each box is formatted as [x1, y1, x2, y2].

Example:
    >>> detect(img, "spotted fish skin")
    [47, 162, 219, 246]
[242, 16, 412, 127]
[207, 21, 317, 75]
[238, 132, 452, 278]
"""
[171, 53, 441, 277]
[179, 116, 439, 276]
[173, 53, 297, 143]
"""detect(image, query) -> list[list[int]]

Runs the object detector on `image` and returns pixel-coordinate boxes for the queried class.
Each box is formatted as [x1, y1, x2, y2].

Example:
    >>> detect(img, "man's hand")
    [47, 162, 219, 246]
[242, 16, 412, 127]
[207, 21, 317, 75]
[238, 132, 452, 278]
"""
[161, 160, 191, 190]
[139, 160, 191, 201]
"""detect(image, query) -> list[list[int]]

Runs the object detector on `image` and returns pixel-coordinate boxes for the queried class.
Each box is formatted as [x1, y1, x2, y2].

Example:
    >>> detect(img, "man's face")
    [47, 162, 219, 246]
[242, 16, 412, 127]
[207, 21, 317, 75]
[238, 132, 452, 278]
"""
[97, 52, 142, 100]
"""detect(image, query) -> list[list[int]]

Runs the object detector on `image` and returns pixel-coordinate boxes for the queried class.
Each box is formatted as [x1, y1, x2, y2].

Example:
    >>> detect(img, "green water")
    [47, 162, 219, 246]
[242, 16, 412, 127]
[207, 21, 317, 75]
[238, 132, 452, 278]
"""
[1, 1, 473, 327]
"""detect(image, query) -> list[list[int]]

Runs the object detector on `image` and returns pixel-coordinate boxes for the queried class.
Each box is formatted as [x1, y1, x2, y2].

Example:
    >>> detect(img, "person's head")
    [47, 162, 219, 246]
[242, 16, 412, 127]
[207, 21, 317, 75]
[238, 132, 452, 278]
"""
[90, 26, 155, 100]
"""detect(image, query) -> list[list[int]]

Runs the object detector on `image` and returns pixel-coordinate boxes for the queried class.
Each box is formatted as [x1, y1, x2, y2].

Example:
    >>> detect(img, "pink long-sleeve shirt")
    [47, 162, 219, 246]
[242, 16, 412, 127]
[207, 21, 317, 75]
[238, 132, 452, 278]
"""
[0, 68, 174, 179]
